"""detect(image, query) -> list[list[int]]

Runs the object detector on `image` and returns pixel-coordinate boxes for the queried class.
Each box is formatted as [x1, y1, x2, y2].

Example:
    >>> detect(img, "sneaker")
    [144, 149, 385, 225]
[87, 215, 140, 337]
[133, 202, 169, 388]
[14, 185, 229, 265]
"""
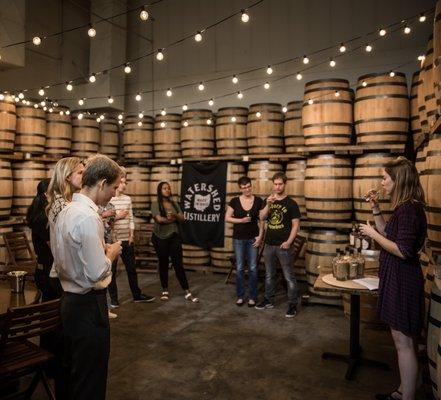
[236, 298, 245, 307]
[109, 301, 119, 309]
[133, 293, 156, 303]
[248, 299, 256, 308]
[255, 299, 274, 310]
[108, 311, 118, 319]
[285, 304, 297, 318]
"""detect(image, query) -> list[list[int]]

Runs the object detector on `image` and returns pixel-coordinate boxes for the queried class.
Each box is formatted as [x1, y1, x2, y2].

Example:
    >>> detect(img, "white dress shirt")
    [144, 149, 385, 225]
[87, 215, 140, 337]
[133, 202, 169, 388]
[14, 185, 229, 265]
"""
[52, 193, 112, 294]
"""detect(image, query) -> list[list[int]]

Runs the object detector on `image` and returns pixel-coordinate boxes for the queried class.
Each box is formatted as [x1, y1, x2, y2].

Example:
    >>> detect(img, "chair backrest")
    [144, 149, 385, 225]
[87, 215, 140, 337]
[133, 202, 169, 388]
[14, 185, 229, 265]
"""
[3, 231, 37, 274]
[291, 235, 306, 264]
[0, 299, 61, 348]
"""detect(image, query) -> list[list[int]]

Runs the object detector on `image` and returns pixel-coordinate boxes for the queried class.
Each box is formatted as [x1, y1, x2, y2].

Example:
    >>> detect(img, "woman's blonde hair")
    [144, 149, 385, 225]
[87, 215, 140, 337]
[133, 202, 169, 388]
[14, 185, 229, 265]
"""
[46, 157, 83, 213]
[385, 156, 425, 209]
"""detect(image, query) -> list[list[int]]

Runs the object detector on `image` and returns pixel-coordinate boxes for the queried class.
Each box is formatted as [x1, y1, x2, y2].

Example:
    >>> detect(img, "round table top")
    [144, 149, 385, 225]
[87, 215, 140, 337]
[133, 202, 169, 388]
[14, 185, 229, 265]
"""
[322, 273, 378, 291]
[0, 279, 39, 315]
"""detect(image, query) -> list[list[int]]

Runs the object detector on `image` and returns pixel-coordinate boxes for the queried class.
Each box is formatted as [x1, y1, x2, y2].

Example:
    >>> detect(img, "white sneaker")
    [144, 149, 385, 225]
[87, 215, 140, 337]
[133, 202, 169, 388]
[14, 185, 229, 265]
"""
[108, 310, 118, 319]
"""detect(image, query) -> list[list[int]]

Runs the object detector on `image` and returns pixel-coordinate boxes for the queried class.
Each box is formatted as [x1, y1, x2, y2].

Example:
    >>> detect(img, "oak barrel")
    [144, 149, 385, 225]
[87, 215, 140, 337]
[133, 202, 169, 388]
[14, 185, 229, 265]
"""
[15, 104, 46, 154]
[284, 101, 304, 151]
[100, 117, 119, 160]
[123, 115, 154, 160]
[71, 113, 100, 158]
[154, 114, 181, 159]
[215, 107, 248, 156]
[0, 95, 16, 152]
[181, 110, 215, 157]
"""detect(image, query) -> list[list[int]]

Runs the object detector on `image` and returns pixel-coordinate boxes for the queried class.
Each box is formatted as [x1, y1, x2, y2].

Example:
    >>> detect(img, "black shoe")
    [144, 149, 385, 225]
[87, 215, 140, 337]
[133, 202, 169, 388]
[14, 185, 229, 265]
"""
[109, 300, 119, 309]
[375, 391, 402, 400]
[133, 294, 156, 303]
[285, 304, 297, 318]
[255, 299, 274, 310]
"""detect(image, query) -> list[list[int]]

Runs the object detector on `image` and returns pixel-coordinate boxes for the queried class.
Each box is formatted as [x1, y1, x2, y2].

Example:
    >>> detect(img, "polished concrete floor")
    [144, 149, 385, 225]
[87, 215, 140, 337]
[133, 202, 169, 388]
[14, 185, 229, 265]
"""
[104, 270, 405, 400]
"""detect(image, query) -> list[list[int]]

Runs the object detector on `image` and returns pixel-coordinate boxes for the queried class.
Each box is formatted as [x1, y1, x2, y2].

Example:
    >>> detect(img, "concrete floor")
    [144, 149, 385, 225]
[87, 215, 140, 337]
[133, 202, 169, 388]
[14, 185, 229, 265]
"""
[105, 271, 404, 400]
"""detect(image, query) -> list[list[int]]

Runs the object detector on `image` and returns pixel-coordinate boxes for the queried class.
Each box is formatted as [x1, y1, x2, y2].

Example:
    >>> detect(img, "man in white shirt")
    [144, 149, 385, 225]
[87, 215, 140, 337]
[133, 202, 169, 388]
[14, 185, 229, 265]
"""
[53, 154, 122, 400]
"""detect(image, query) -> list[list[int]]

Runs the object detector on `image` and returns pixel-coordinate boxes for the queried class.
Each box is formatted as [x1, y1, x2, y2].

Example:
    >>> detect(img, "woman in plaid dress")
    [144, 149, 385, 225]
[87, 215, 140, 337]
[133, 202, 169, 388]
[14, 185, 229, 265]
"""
[360, 157, 426, 400]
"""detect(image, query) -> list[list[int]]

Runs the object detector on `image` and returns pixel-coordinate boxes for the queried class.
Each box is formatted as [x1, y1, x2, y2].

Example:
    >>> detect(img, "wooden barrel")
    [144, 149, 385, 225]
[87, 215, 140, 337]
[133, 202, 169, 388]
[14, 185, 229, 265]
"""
[416, 143, 428, 201]
[154, 114, 181, 159]
[304, 155, 352, 223]
[149, 165, 181, 199]
[305, 230, 347, 305]
[247, 103, 284, 155]
[0, 95, 16, 152]
[352, 153, 394, 223]
[285, 160, 306, 219]
[422, 250, 434, 331]
[181, 109, 214, 157]
[123, 115, 154, 160]
[247, 161, 283, 199]
[12, 161, 47, 216]
[0, 160, 13, 219]
[15, 104, 46, 154]
[354, 72, 409, 145]
[182, 244, 210, 271]
[302, 79, 352, 146]
[0, 226, 13, 272]
[215, 107, 248, 156]
[71, 113, 100, 158]
[210, 163, 246, 270]
[45, 106, 72, 156]
[284, 101, 303, 152]
[410, 72, 423, 143]
[429, 278, 441, 399]
[420, 36, 438, 132]
[125, 165, 150, 212]
[100, 117, 119, 160]
[426, 134, 441, 249]
[293, 229, 308, 283]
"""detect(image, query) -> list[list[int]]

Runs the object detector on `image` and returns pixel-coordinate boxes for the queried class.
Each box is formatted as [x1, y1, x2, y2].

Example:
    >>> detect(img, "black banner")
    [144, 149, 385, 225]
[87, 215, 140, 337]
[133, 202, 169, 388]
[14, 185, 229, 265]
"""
[180, 162, 227, 248]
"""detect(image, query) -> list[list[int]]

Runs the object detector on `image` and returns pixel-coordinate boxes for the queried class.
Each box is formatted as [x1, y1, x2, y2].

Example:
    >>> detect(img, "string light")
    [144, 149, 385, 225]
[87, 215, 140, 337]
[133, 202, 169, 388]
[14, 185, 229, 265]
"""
[0, 94, 4, 101]
[96, 117, 101, 122]
[107, 96, 114, 104]
[419, 14, 426, 22]
[139, 7, 149, 21]
[183, 121, 189, 127]
[99, 114, 105, 120]
[303, 55, 309, 64]
[241, 10, 249, 23]
[206, 119, 212, 125]
[43, 106, 47, 111]
[282, 107, 287, 113]
[135, 93, 142, 101]
[138, 112, 144, 119]
[78, 113, 84, 120]
[156, 49, 164, 61]
[66, 82, 73, 91]
[296, 72, 302, 80]
[208, 99, 214, 106]
[138, 121, 142, 127]
[365, 44, 373, 52]
[379, 28, 386, 36]
[65, 110, 70, 115]
[118, 114, 123, 120]
[198, 82, 205, 91]
[124, 63, 132, 74]
[89, 74, 96, 83]
[194, 31, 203, 42]
[59, 111, 64, 115]
[232, 75, 239, 84]
[339, 43, 346, 53]
[88, 25, 96, 37]
[166, 88, 173, 97]
[256, 111, 262, 118]
[33, 103, 38, 108]
[48, 108, 53, 113]
[32, 36, 42, 46]
[231, 116, 237, 122]
[78, 98, 85, 106]
[237, 91, 243, 99]
[118, 120, 123, 125]
[26, 100, 30, 106]
[266, 66, 273, 75]
[389, 71, 395, 77]
[334, 90, 340, 97]
[38, 88, 45, 96]
[182, 104, 188, 111]
[14, 97, 19, 103]
[41, 101, 46, 106]
[329, 59, 336, 67]
[161, 109, 166, 116]
[264, 82, 270, 89]
[308, 99, 313, 105]
[18, 92, 24, 99]
[418, 54, 426, 61]
[160, 121, 166, 128]
[362, 80, 367, 87]
[403, 26, 411, 34]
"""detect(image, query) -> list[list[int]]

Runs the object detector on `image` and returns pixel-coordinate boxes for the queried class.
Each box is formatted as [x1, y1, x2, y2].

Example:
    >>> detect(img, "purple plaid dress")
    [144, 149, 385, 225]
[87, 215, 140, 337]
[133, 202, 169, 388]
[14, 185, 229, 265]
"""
[378, 200, 427, 337]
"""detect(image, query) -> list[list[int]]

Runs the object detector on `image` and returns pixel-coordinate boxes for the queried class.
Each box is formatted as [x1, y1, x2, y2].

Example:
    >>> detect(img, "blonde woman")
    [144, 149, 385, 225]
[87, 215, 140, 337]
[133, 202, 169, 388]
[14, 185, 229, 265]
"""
[359, 157, 426, 400]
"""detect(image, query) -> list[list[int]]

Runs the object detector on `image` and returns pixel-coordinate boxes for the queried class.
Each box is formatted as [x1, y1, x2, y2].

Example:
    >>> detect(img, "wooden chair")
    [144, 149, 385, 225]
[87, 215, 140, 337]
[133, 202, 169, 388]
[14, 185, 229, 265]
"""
[3, 231, 38, 275]
[0, 298, 61, 400]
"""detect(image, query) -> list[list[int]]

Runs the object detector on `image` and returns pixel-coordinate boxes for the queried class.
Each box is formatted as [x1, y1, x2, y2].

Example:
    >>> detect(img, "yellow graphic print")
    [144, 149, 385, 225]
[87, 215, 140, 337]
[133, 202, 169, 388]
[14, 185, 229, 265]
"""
[268, 204, 287, 230]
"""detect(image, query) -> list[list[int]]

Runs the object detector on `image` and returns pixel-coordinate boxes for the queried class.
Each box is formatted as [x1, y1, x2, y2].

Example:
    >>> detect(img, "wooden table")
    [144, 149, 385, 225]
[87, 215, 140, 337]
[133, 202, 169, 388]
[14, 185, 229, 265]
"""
[0, 279, 39, 315]
[314, 273, 389, 380]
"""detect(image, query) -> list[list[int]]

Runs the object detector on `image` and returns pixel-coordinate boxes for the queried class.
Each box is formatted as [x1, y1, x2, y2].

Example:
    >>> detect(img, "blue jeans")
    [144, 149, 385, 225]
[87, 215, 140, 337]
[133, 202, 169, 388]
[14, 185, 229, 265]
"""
[233, 238, 259, 300]
[263, 244, 298, 306]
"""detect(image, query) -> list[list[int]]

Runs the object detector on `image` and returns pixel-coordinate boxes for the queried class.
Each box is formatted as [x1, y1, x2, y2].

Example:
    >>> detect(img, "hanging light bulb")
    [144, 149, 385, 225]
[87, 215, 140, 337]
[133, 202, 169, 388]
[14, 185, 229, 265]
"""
[59, 111, 64, 116]
[362, 80, 367, 87]
[78, 113, 84, 120]
[237, 91, 243, 99]
[135, 93, 142, 101]
[14, 97, 19, 103]
[0, 94, 4, 101]
[38, 88, 45, 96]
[389, 71, 395, 77]
[194, 31, 203, 42]
[21, 99, 26, 104]
[419, 14, 426, 22]
[161, 109, 166, 116]
[365, 44, 373, 52]
[118, 120, 123, 125]
[418, 54, 426, 61]
[308, 99, 314, 105]
[160, 121, 166, 128]
[78, 98, 85, 106]
[208, 99, 214, 106]
[99, 114, 105, 120]
[182, 104, 188, 111]
[266, 66, 273, 75]
[139, 7, 149, 21]
[88, 25, 96, 37]
[166, 88, 173, 97]
[156, 49, 164, 61]
[48, 107, 53, 113]
[296, 72, 303, 80]
[66, 82, 73, 91]
[138, 121, 142, 127]
[334, 90, 340, 97]
[198, 82, 205, 91]
[89, 74, 96, 83]
[183, 120, 189, 127]
[53, 102, 58, 107]
[138, 112, 144, 119]
[241, 9, 249, 23]
[26, 100, 30, 105]
[32, 36, 42, 46]
[339, 43, 346, 53]
[124, 63, 132, 74]
[232, 75, 239, 84]
[256, 111, 262, 118]
[264, 82, 270, 89]
[118, 114, 123, 120]
[404, 26, 411, 34]
[329, 59, 336, 67]
[107, 96, 114, 104]
[206, 119, 212, 125]
[379, 28, 386, 36]
[303, 55, 309, 64]
[18, 92, 24, 99]
[33, 103, 38, 108]
[282, 107, 288, 113]
[41, 101, 46, 106]
[43, 106, 47, 111]
[231, 116, 237, 122]
[96, 117, 101, 123]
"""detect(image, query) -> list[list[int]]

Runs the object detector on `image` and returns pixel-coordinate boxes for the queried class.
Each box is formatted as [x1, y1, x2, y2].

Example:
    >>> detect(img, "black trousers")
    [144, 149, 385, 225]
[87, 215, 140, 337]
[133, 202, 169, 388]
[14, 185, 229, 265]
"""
[61, 290, 110, 400]
[107, 241, 141, 302]
[151, 233, 189, 291]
